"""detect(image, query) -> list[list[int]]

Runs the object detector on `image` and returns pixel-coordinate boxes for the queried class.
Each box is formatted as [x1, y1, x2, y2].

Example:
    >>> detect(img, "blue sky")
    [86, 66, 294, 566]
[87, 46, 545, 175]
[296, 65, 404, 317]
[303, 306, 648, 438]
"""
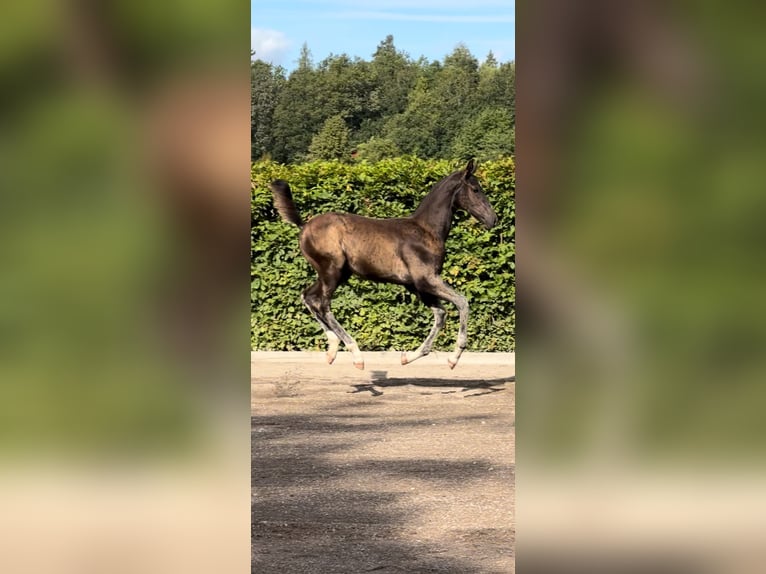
[251, 0, 515, 71]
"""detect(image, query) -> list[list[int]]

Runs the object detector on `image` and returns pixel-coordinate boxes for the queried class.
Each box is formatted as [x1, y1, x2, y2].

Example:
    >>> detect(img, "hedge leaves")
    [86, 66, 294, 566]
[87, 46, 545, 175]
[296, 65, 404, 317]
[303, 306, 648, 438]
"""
[251, 157, 514, 351]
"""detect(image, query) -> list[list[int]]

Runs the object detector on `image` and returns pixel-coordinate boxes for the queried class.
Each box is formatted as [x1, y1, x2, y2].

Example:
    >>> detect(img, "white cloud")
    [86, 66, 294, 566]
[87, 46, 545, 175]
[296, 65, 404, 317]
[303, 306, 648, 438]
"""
[251, 28, 290, 65]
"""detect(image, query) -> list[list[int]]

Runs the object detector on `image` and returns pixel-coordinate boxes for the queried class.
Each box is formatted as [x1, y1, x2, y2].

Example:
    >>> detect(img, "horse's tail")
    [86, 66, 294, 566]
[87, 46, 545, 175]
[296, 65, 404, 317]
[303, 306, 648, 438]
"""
[269, 179, 303, 227]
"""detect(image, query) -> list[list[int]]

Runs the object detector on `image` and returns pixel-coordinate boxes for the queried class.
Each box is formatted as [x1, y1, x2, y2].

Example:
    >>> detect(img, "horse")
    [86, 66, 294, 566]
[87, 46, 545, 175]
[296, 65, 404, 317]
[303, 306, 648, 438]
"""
[269, 159, 498, 370]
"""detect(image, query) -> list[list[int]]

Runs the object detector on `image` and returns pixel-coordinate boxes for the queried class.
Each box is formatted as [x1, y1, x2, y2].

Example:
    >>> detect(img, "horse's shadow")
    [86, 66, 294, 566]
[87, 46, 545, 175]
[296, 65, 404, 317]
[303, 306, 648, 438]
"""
[350, 370, 514, 397]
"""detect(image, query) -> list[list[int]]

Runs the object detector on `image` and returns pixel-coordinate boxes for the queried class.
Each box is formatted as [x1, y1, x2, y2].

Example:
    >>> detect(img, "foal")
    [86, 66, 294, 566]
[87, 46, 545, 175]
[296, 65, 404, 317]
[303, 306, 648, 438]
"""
[270, 159, 498, 369]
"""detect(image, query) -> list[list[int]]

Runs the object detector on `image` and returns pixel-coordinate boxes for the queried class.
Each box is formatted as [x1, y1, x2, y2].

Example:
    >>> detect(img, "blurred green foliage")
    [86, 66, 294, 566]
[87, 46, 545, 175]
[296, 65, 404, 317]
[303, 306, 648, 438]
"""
[0, 3, 250, 572]
[0, 88, 197, 457]
[0, 0, 248, 458]
[251, 157, 515, 352]
[519, 3, 766, 464]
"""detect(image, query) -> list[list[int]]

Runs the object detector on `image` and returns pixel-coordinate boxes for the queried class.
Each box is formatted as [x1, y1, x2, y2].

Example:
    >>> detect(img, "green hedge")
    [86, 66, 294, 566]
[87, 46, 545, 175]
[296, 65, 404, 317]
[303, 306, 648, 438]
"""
[251, 156, 515, 351]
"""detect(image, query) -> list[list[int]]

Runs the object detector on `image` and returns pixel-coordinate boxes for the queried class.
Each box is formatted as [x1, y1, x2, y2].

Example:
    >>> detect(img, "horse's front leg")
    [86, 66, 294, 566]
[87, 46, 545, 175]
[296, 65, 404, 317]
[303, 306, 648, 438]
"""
[418, 279, 469, 369]
[447, 294, 468, 369]
[401, 297, 445, 365]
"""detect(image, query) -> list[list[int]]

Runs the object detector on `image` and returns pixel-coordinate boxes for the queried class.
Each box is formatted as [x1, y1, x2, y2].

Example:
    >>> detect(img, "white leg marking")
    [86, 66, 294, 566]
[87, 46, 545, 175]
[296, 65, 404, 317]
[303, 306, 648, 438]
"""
[348, 342, 365, 370]
[402, 348, 426, 364]
[326, 331, 340, 364]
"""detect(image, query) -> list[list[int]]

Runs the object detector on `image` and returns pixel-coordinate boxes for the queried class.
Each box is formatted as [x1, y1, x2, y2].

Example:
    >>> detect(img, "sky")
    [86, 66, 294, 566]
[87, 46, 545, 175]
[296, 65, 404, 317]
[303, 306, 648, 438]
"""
[251, 0, 515, 71]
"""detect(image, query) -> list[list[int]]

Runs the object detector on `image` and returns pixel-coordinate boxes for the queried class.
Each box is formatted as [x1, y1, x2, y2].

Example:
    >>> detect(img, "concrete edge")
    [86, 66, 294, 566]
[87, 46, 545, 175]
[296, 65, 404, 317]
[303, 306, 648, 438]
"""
[251, 350, 515, 366]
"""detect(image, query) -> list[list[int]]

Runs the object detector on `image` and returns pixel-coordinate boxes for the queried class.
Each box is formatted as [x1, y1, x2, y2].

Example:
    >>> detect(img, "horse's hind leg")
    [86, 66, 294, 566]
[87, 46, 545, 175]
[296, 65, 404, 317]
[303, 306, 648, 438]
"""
[302, 282, 341, 364]
[320, 268, 365, 369]
[401, 294, 446, 365]
[303, 274, 365, 369]
[322, 309, 364, 369]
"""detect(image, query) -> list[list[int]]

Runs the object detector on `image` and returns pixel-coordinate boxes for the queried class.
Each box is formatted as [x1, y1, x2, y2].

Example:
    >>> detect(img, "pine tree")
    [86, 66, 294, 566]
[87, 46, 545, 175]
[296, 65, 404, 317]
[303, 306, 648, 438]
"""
[307, 115, 351, 161]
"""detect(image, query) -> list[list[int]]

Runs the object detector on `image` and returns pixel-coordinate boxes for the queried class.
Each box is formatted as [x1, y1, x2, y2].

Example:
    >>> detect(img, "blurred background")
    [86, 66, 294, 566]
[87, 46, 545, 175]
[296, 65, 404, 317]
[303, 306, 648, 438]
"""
[0, 1, 250, 572]
[517, 1, 766, 572]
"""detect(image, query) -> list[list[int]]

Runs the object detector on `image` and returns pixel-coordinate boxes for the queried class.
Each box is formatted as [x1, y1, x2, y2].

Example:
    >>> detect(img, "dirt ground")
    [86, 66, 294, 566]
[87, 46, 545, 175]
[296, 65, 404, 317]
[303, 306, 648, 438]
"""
[251, 351, 515, 574]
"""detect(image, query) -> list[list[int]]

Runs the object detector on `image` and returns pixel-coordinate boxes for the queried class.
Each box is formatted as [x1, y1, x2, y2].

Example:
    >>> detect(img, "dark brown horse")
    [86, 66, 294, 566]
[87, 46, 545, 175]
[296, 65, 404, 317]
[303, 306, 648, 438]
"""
[270, 159, 498, 369]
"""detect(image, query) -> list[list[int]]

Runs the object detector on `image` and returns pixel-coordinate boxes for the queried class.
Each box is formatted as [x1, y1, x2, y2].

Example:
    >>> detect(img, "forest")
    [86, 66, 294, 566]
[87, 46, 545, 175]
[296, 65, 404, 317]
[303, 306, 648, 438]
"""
[251, 35, 515, 164]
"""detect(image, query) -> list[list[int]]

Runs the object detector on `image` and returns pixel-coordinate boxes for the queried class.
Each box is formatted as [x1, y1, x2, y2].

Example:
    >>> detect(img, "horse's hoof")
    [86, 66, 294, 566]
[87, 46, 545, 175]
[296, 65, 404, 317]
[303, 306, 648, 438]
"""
[326, 353, 336, 365]
[401, 353, 408, 365]
[448, 359, 457, 370]
[354, 361, 365, 370]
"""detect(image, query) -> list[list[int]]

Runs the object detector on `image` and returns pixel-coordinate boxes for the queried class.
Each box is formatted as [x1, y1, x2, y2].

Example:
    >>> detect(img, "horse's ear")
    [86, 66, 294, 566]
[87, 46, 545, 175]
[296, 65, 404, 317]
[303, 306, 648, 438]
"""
[464, 158, 476, 179]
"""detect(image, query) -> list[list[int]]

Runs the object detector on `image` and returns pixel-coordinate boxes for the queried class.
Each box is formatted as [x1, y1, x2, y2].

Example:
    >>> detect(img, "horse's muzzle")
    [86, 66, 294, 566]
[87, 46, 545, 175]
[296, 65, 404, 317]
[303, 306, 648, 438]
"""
[484, 213, 499, 229]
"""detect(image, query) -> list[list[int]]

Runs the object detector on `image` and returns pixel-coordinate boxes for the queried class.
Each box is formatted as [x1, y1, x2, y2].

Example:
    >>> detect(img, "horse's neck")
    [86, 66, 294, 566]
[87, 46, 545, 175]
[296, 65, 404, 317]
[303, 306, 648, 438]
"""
[411, 180, 457, 241]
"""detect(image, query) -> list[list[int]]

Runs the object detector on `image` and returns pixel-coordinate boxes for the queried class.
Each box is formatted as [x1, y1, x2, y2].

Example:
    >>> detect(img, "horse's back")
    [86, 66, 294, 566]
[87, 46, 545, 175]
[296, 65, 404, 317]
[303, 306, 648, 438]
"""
[303, 212, 418, 240]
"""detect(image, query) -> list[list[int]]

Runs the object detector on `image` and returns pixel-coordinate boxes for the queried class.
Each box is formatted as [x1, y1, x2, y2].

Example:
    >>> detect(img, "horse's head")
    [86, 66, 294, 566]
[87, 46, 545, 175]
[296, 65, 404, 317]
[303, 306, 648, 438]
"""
[454, 159, 498, 229]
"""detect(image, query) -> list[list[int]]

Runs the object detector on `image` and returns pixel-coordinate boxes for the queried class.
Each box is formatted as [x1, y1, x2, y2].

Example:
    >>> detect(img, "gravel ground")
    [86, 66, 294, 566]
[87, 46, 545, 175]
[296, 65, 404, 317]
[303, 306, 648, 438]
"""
[252, 351, 515, 573]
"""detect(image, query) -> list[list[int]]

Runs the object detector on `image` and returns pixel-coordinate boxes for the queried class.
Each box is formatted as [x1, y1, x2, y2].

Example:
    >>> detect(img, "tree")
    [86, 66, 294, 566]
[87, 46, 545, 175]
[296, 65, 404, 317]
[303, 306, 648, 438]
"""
[347, 36, 419, 144]
[297, 42, 313, 71]
[354, 136, 400, 162]
[483, 50, 498, 69]
[270, 45, 323, 162]
[450, 107, 515, 162]
[251, 58, 285, 160]
[369, 35, 417, 118]
[316, 54, 377, 134]
[479, 61, 515, 124]
[383, 76, 442, 157]
[385, 45, 482, 158]
[307, 115, 351, 160]
[431, 44, 482, 155]
[254, 39, 515, 162]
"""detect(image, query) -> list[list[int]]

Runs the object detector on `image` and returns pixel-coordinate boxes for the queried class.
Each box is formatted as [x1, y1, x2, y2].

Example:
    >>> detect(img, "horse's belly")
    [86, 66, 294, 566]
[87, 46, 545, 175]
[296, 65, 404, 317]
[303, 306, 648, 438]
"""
[346, 246, 410, 284]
